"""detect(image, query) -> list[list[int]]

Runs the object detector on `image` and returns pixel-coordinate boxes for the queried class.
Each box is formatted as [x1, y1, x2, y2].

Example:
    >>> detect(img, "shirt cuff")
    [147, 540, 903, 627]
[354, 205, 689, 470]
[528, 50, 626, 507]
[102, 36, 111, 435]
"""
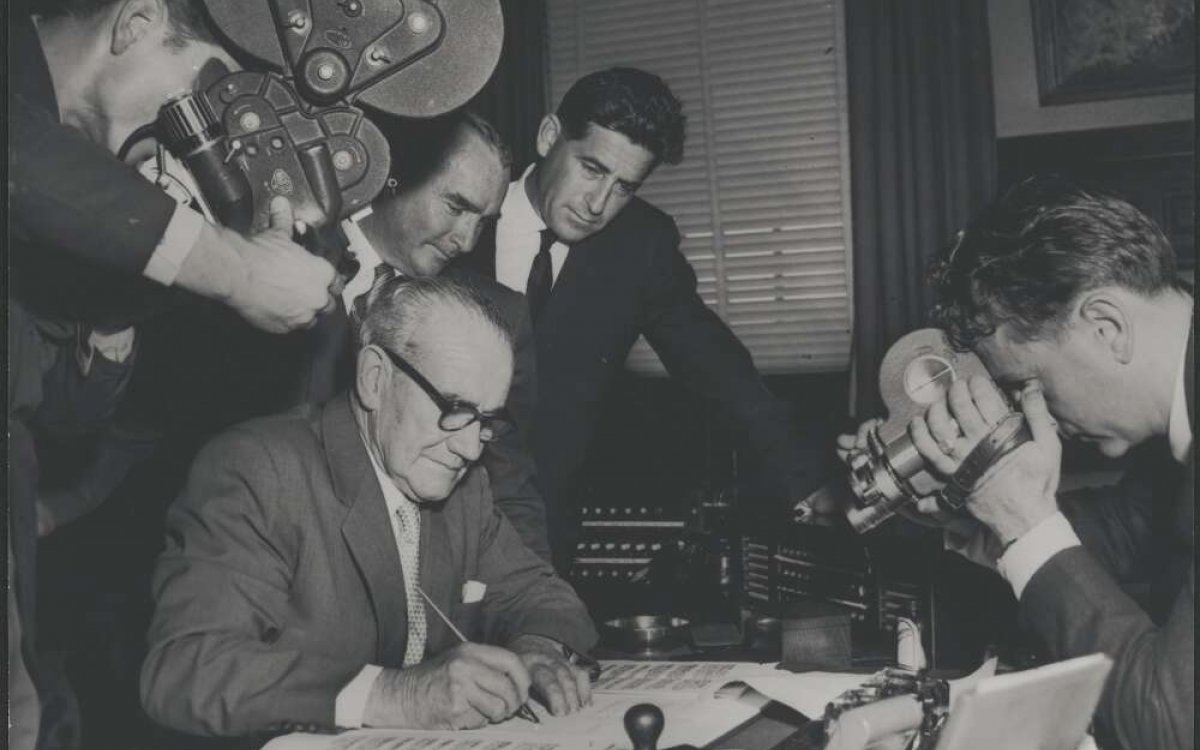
[143, 204, 204, 286]
[335, 664, 383, 729]
[997, 511, 1081, 600]
[76, 326, 136, 376]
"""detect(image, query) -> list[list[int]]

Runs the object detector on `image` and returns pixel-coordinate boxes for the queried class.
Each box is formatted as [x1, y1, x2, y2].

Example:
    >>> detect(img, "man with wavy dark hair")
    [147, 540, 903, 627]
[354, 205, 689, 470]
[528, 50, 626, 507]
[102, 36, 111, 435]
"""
[869, 177, 1193, 750]
[458, 66, 811, 570]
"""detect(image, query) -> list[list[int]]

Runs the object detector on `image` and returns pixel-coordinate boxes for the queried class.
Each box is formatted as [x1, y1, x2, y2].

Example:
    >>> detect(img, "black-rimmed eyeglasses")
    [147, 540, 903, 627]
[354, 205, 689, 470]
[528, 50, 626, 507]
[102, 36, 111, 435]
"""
[377, 346, 516, 443]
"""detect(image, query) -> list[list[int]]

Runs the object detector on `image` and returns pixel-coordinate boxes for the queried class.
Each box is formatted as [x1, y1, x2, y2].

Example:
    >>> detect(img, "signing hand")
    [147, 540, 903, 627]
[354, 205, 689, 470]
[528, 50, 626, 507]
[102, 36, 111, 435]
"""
[910, 377, 1062, 546]
[509, 634, 591, 716]
[363, 643, 531, 730]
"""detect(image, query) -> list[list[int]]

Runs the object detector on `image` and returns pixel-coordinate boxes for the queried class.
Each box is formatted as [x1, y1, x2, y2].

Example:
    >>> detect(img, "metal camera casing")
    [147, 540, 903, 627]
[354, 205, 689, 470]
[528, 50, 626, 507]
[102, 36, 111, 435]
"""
[845, 329, 998, 533]
[150, 1, 505, 275]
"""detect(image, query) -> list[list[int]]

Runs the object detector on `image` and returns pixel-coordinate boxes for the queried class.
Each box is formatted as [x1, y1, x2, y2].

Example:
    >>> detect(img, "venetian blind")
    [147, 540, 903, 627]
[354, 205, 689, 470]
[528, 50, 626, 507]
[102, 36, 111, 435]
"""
[547, 0, 854, 374]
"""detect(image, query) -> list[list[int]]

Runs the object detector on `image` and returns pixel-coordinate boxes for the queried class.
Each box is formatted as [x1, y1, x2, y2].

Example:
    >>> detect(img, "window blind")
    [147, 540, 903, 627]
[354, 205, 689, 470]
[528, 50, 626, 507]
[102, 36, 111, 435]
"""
[547, 0, 854, 374]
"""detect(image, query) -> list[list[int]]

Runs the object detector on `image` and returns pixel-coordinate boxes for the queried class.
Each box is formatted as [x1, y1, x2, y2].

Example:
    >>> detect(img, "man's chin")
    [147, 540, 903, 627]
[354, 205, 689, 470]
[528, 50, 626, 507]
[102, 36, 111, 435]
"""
[1096, 439, 1130, 459]
[410, 471, 466, 503]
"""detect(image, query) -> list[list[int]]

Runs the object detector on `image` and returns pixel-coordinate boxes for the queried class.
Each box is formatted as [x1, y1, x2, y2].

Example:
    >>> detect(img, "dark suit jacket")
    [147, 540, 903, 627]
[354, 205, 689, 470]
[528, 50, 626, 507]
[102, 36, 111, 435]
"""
[8, 13, 181, 327]
[457, 196, 808, 564]
[1023, 326, 1193, 750]
[288, 268, 549, 561]
[140, 395, 596, 738]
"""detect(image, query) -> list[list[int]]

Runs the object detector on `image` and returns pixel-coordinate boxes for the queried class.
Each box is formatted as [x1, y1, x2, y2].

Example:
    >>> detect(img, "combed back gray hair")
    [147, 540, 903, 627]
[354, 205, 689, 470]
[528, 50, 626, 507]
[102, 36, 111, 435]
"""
[358, 275, 514, 361]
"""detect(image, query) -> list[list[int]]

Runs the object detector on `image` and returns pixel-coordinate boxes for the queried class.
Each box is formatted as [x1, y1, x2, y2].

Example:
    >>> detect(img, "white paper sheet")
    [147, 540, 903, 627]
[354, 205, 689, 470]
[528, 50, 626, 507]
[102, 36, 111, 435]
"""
[263, 661, 773, 750]
[591, 660, 777, 696]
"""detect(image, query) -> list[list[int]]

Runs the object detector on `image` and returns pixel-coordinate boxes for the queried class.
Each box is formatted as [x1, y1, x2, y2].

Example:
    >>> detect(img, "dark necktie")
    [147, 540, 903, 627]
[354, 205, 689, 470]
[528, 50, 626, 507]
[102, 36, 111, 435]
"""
[525, 229, 557, 324]
[351, 263, 398, 328]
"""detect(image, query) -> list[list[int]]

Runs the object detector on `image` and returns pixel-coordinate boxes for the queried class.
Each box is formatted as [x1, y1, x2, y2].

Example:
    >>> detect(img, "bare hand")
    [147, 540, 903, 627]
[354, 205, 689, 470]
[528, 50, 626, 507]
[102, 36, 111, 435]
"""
[835, 417, 882, 465]
[910, 377, 1061, 546]
[509, 634, 591, 716]
[363, 643, 531, 730]
[225, 197, 336, 332]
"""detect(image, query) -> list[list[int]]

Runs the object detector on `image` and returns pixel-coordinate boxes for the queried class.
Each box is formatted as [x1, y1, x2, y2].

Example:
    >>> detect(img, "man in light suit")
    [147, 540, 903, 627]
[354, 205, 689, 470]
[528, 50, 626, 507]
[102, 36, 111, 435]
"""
[847, 178, 1193, 750]
[457, 67, 814, 570]
[141, 275, 596, 739]
[293, 111, 550, 561]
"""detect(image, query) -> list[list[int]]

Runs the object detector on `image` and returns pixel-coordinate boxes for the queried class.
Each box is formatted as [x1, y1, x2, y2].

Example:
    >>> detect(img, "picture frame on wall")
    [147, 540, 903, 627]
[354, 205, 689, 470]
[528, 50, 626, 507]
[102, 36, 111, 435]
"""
[1030, 0, 1195, 105]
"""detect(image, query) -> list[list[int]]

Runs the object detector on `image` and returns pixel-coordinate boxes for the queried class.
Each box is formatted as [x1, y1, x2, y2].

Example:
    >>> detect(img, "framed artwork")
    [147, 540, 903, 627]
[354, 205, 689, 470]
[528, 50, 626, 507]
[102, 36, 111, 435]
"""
[1031, 0, 1195, 105]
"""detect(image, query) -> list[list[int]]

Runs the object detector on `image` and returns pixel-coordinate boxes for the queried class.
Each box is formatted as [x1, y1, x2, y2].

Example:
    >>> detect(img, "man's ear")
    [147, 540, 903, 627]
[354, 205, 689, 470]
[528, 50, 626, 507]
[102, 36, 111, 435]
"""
[354, 345, 389, 412]
[535, 114, 562, 158]
[1078, 291, 1133, 364]
[111, 0, 164, 55]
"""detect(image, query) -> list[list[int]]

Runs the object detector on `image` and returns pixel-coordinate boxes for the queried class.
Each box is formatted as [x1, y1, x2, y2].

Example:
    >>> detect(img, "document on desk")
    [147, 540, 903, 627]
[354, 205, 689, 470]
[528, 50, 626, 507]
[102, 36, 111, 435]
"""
[262, 660, 774, 750]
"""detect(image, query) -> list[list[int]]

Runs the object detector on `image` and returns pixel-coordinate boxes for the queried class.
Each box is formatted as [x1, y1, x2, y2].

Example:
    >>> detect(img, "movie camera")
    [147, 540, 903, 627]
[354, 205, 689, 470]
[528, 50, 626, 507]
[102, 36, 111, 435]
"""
[844, 329, 1032, 533]
[126, 0, 503, 278]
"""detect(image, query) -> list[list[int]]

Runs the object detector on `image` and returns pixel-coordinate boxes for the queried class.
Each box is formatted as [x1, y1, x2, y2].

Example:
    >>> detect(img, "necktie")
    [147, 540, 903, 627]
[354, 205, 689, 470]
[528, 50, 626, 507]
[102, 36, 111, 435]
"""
[393, 501, 426, 667]
[525, 229, 557, 324]
[351, 263, 398, 329]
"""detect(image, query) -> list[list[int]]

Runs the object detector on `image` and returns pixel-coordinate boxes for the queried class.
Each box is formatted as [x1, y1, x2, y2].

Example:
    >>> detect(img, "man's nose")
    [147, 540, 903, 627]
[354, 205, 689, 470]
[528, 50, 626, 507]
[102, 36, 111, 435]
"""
[447, 423, 485, 462]
[584, 184, 611, 216]
[447, 218, 478, 255]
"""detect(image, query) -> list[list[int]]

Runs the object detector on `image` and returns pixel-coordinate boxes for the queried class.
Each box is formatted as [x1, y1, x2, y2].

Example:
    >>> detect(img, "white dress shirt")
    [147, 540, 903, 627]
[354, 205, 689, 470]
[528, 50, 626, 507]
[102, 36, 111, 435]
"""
[494, 166, 570, 294]
[339, 207, 388, 313]
[998, 325, 1194, 599]
[334, 432, 423, 728]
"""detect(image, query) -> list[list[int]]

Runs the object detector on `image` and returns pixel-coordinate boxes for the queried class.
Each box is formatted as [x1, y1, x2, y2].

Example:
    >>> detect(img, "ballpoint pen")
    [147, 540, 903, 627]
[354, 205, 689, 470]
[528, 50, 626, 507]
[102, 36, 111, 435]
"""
[414, 584, 541, 724]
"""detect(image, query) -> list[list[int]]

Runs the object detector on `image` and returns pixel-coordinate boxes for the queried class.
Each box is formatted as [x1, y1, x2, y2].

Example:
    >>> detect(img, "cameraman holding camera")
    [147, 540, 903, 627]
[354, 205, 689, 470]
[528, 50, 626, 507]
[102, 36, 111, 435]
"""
[840, 178, 1193, 750]
[8, 2, 336, 747]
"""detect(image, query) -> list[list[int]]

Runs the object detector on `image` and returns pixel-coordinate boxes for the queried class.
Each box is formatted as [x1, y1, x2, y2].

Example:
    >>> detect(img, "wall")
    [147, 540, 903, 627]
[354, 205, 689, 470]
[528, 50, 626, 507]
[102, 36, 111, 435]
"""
[987, 0, 1193, 137]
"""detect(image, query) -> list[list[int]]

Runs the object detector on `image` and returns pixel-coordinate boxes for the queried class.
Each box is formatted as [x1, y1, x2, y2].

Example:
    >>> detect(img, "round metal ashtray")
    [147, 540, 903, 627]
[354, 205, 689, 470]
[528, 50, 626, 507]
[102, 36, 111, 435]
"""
[602, 615, 691, 653]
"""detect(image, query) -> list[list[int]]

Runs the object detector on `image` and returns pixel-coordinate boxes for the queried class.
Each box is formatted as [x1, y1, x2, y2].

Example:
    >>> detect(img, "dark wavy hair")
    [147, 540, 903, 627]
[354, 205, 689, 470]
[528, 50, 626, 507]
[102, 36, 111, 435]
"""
[556, 67, 686, 166]
[31, 0, 219, 46]
[929, 176, 1183, 350]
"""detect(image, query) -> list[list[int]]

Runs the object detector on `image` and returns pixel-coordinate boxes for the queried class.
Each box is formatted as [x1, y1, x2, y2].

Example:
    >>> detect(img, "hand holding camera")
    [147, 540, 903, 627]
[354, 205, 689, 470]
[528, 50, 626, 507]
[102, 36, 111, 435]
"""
[911, 379, 1062, 547]
[838, 326, 1063, 559]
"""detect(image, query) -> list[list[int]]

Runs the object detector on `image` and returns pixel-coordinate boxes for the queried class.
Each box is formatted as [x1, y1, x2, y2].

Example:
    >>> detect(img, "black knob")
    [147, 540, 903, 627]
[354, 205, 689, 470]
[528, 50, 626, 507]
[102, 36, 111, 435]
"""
[624, 703, 664, 750]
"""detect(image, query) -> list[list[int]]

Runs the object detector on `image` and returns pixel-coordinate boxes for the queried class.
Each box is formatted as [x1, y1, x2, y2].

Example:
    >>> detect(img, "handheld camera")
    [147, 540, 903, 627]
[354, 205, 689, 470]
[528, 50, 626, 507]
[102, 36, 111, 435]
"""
[845, 329, 1031, 533]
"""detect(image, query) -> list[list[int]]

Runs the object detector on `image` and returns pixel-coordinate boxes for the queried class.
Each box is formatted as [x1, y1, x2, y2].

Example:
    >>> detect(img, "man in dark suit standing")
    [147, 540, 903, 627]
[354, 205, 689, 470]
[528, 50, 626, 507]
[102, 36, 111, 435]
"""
[8, 3, 334, 747]
[457, 67, 813, 569]
[141, 276, 596, 738]
[880, 179, 1192, 750]
[292, 111, 550, 561]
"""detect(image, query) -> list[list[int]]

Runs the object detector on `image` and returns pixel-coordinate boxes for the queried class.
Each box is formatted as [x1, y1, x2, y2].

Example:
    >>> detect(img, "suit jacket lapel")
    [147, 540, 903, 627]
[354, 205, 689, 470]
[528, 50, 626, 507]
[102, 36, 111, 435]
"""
[323, 395, 410, 667]
[417, 503, 456, 653]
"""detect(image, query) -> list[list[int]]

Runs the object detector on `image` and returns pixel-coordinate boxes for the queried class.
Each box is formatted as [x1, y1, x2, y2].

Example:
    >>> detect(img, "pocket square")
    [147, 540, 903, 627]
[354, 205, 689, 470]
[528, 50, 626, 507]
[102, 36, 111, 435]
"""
[462, 580, 487, 604]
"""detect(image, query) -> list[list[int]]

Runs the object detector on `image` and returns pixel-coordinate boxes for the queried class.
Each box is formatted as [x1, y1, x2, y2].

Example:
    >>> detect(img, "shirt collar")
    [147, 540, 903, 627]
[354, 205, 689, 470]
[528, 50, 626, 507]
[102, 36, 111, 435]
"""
[501, 164, 547, 233]
[1167, 324, 1192, 463]
[359, 424, 411, 517]
[340, 207, 387, 309]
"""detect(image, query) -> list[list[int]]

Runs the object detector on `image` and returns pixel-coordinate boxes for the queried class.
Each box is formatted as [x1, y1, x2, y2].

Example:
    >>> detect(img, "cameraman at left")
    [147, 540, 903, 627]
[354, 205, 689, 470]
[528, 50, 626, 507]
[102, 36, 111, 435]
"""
[8, 2, 336, 749]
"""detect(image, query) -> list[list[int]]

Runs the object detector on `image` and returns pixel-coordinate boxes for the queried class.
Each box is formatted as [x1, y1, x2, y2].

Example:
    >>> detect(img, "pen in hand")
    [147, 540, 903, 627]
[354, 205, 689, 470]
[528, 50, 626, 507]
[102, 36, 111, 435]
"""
[414, 584, 541, 724]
